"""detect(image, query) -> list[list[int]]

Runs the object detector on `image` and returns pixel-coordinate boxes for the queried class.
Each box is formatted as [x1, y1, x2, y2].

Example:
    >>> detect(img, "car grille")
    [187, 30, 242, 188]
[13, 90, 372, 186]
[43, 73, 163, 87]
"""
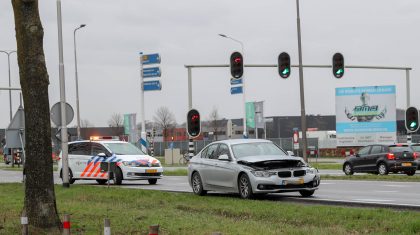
[278, 171, 292, 178]
[293, 170, 306, 177]
[278, 170, 306, 178]
[133, 173, 162, 177]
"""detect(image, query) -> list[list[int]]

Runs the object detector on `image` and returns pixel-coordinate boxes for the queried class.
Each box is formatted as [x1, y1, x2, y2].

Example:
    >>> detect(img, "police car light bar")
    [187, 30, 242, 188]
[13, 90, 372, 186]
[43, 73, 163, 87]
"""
[89, 136, 119, 141]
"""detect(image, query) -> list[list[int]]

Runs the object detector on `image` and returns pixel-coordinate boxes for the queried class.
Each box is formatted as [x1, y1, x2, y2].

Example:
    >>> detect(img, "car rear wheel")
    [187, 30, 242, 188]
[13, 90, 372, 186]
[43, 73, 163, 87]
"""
[406, 170, 416, 176]
[299, 190, 315, 197]
[377, 163, 389, 175]
[238, 174, 254, 199]
[343, 163, 354, 175]
[191, 172, 207, 196]
[60, 169, 76, 184]
[148, 179, 158, 185]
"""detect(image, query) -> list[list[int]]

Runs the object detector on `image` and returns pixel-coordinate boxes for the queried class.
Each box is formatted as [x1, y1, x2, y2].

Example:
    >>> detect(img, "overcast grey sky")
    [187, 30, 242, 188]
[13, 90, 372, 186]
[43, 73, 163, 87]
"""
[0, 0, 419, 128]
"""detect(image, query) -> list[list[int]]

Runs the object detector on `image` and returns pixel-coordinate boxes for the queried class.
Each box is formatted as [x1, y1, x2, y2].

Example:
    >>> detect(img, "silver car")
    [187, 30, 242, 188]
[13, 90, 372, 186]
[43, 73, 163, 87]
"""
[188, 139, 320, 199]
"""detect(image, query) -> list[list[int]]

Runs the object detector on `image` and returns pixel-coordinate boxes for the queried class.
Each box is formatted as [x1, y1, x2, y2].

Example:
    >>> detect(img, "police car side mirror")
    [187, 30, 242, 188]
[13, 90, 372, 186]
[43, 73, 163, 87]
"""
[97, 153, 107, 158]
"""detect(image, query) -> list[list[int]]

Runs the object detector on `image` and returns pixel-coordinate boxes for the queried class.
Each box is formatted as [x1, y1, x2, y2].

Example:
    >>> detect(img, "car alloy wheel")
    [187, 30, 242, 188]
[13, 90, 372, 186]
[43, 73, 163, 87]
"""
[192, 172, 206, 196]
[344, 163, 354, 175]
[378, 163, 388, 175]
[238, 174, 254, 199]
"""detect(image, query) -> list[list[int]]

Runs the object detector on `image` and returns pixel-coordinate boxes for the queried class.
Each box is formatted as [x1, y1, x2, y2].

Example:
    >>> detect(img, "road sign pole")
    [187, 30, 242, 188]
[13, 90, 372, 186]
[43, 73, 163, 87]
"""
[57, 0, 70, 187]
[139, 53, 147, 153]
[187, 67, 195, 157]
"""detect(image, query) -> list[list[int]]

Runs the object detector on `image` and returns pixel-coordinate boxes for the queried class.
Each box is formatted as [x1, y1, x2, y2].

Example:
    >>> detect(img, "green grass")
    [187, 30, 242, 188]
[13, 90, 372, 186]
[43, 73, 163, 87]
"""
[163, 169, 189, 176]
[310, 163, 342, 170]
[322, 174, 420, 182]
[0, 183, 419, 234]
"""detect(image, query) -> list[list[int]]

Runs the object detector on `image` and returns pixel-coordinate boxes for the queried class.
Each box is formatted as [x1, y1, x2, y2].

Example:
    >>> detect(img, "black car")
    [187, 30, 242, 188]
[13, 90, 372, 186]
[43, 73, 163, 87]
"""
[410, 144, 420, 170]
[343, 144, 418, 176]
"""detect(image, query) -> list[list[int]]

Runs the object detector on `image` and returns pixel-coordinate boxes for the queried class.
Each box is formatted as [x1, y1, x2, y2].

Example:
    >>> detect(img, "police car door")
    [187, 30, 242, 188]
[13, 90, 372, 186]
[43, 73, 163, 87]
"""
[69, 142, 91, 178]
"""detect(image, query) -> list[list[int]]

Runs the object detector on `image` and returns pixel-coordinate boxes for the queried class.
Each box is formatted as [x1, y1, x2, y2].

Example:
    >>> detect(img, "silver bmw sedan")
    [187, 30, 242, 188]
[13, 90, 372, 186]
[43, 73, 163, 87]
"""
[188, 139, 320, 199]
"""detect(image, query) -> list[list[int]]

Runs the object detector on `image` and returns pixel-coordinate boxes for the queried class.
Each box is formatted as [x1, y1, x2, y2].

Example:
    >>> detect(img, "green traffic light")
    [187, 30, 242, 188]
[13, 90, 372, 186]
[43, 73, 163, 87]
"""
[410, 122, 417, 128]
[282, 68, 290, 75]
[336, 69, 344, 75]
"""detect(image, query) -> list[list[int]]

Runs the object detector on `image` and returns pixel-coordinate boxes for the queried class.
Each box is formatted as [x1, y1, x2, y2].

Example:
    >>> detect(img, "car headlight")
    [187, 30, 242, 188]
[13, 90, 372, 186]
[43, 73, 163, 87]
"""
[122, 161, 131, 166]
[251, 171, 277, 177]
[306, 168, 318, 174]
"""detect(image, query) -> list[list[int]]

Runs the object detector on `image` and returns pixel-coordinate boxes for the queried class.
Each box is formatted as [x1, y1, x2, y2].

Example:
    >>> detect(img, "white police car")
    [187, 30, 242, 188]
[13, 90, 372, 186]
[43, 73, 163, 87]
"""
[58, 136, 163, 185]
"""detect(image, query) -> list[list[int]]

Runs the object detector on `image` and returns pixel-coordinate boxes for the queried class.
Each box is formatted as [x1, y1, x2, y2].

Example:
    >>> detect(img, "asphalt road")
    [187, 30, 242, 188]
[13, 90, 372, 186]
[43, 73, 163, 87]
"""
[1, 169, 419, 210]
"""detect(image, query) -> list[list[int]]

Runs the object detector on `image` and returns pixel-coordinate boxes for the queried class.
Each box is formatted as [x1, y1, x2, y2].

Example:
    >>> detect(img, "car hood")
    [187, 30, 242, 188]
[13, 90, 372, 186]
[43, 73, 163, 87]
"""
[115, 155, 160, 164]
[237, 155, 306, 170]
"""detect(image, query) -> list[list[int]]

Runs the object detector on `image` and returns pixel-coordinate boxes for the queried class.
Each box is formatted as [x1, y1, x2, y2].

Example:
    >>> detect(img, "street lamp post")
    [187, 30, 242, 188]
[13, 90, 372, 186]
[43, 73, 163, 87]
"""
[0, 50, 17, 122]
[218, 34, 248, 138]
[74, 24, 86, 140]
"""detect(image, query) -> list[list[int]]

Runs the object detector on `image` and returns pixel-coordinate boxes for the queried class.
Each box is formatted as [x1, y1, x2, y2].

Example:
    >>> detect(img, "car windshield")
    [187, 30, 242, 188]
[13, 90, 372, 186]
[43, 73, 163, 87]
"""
[102, 142, 145, 155]
[411, 145, 420, 152]
[231, 142, 287, 159]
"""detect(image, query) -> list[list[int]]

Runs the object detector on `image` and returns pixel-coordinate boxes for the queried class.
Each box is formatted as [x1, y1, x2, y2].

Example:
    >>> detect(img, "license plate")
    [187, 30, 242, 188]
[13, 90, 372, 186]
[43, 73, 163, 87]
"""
[146, 169, 157, 173]
[283, 178, 304, 185]
[402, 162, 412, 167]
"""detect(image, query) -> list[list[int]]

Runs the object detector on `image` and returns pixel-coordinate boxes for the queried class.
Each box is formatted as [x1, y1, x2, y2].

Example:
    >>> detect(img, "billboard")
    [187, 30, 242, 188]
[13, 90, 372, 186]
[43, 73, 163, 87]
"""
[335, 85, 396, 146]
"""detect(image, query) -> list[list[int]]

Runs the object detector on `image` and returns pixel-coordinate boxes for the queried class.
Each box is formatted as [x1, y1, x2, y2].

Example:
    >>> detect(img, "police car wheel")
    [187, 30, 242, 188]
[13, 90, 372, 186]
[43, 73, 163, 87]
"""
[113, 167, 123, 185]
[148, 179, 157, 185]
[60, 169, 76, 184]
[96, 179, 107, 185]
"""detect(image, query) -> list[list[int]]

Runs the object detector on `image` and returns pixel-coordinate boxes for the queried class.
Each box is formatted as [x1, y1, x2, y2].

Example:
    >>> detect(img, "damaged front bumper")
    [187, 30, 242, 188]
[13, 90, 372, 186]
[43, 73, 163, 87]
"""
[250, 173, 320, 193]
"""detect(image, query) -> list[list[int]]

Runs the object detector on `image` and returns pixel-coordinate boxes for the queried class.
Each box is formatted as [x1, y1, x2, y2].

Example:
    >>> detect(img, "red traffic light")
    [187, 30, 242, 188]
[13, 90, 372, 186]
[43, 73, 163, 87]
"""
[187, 109, 201, 138]
[230, 52, 244, 78]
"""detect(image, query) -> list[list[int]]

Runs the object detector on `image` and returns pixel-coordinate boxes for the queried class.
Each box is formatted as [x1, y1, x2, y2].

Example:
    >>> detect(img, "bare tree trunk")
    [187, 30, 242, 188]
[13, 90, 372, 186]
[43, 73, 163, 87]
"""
[12, 0, 61, 233]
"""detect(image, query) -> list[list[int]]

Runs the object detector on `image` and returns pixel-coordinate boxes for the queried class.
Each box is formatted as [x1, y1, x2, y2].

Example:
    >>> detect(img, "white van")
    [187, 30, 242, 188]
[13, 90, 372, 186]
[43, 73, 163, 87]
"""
[58, 137, 163, 185]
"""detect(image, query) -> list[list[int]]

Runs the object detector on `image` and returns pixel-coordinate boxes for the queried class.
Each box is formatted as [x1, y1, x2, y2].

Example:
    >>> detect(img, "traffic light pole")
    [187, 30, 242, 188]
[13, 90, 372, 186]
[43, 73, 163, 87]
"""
[187, 67, 194, 158]
[296, 0, 308, 162]
[185, 64, 412, 157]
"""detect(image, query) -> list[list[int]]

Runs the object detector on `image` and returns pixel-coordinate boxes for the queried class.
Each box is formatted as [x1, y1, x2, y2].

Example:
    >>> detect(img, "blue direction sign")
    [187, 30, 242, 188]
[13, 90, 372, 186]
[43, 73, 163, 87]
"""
[230, 86, 243, 95]
[143, 67, 161, 78]
[142, 53, 161, 65]
[143, 80, 162, 91]
[230, 77, 243, 85]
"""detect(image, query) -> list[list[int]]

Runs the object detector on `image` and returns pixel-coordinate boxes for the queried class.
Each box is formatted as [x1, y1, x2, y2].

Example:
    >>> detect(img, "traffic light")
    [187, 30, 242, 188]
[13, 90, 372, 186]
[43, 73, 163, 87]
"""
[230, 52, 243, 78]
[332, 53, 344, 78]
[405, 107, 419, 132]
[278, 52, 291, 79]
[187, 109, 201, 137]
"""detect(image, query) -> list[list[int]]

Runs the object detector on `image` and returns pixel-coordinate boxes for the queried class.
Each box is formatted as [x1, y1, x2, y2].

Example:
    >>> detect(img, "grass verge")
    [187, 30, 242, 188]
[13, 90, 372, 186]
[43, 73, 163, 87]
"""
[310, 163, 342, 170]
[0, 183, 419, 234]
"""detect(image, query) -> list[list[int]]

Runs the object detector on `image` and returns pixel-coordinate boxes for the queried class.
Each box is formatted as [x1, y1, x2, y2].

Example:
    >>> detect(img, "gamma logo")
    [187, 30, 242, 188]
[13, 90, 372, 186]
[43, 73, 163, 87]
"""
[344, 92, 387, 122]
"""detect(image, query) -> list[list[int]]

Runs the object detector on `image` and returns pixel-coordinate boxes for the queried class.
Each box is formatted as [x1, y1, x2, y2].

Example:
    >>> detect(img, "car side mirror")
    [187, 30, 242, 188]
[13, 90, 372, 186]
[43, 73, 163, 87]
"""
[97, 153, 107, 158]
[218, 154, 230, 161]
[355, 153, 360, 157]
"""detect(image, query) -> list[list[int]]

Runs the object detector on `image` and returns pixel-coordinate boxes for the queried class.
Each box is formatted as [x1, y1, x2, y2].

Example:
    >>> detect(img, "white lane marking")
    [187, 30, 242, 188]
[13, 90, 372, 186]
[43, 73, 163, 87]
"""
[354, 199, 394, 202]
[374, 191, 398, 193]
[319, 182, 335, 185]
[384, 185, 409, 188]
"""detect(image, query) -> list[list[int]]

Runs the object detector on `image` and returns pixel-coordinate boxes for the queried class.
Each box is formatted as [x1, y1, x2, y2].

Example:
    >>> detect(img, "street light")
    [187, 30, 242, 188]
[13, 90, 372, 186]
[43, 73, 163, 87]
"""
[219, 33, 247, 138]
[74, 24, 86, 140]
[0, 50, 17, 122]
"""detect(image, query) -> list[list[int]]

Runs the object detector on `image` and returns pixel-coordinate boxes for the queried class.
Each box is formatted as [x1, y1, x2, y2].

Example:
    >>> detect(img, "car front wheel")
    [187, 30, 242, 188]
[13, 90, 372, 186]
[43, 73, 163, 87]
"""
[343, 163, 354, 175]
[238, 174, 254, 199]
[191, 172, 207, 196]
[113, 167, 123, 185]
[299, 190, 315, 197]
[377, 163, 389, 175]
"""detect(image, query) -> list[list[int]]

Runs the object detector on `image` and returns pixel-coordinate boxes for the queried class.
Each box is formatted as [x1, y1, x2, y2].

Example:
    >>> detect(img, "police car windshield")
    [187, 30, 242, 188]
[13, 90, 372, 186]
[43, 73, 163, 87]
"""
[103, 142, 145, 155]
